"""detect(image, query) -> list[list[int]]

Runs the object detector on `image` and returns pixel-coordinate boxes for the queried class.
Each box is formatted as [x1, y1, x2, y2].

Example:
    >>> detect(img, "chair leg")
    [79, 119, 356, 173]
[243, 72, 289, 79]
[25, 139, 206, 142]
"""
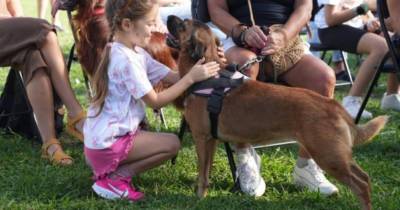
[224, 142, 241, 192]
[341, 51, 353, 84]
[66, 43, 75, 73]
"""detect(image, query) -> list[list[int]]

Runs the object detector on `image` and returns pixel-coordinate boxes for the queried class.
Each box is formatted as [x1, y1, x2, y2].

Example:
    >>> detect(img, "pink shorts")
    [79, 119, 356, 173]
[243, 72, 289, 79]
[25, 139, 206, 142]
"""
[84, 132, 137, 180]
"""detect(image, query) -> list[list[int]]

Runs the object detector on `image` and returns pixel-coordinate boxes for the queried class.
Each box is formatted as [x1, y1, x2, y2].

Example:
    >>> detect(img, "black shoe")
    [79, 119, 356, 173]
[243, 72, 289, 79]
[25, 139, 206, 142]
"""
[335, 71, 355, 82]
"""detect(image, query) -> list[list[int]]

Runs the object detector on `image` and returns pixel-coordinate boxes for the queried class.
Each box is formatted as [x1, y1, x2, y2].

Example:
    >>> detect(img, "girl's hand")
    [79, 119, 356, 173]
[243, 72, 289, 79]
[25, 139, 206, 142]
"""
[244, 25, 268, 49]
[217, 46, 227, 65]
[261, 29, 287, 56]
[188, 58, 220, 83]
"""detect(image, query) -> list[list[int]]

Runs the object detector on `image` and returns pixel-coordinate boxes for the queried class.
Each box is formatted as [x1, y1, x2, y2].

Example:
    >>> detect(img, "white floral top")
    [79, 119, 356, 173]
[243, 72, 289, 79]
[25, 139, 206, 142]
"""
[83, 42, 170, 149]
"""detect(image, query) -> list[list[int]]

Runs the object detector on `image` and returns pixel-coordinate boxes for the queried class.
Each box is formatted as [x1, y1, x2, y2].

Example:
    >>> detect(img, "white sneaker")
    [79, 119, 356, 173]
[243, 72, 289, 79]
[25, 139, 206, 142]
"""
[381, 93, 400, 111]
[236, 149, 266, 197]
[342, 96, 373, 119]
[293, 159, 338, 196]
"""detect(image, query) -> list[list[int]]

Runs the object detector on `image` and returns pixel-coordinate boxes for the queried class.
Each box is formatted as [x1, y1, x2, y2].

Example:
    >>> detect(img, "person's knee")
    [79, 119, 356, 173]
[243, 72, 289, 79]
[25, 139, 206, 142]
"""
[311, 64, 336, 97]
[164, 133, 181, 155]
[226, 49, 258, 78]
[45, 31, 58, 46]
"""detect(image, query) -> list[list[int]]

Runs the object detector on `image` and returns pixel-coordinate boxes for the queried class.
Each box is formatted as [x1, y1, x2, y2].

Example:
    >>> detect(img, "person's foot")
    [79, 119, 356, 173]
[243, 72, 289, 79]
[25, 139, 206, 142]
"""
[381, 93, 400, 111]
[335, 71, 354, 82]
[92, 176, 144, 201]
[46, 143, 73, 165]
[293, 159, 338, 196]
[236, 148, 265, 197]
[342, 96, 373, 119]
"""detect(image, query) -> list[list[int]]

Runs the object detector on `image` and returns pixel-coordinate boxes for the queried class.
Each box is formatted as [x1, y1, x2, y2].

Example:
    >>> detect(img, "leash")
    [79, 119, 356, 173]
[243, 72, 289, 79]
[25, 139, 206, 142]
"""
[237, 55, 266, 73]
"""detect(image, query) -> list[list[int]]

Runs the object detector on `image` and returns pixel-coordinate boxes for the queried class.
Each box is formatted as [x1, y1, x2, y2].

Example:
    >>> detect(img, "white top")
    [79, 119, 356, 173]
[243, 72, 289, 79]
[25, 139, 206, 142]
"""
[83, 42, 170, 149]
[314, 0, 364, 29]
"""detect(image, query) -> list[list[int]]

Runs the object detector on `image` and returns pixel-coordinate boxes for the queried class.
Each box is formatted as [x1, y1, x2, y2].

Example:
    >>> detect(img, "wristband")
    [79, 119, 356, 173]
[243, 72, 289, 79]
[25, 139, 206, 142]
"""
[355, 3, 369, 15]
[231, 23, 249, 48]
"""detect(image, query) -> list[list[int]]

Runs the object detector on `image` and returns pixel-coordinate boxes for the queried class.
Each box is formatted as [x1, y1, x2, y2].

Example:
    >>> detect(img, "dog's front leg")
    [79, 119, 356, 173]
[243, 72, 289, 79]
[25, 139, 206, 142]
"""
[193, 133, 216, 198]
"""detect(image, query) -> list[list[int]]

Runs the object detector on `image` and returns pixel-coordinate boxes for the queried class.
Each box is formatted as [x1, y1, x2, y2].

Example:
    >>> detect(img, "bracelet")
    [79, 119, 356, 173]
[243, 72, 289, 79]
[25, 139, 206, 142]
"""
[230, 23, 249, 48]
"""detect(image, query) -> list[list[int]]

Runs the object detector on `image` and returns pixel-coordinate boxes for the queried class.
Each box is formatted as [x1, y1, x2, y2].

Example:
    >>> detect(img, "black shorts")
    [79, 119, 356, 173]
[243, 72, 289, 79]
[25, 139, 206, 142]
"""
[318, 25, 367, 54]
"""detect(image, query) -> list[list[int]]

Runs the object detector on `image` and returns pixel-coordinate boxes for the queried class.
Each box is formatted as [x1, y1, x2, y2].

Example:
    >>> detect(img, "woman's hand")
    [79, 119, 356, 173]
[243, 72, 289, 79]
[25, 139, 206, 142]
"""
[244, 25, 268, 49]
[366, 19, 380, 33]
[187, 58, 220, 83]
[261, 29, 287, 56]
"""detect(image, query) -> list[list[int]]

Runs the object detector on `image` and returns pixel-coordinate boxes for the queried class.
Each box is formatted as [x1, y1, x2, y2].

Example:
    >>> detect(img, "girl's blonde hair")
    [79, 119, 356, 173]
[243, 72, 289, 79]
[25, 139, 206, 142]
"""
[91, 0, 154, 116]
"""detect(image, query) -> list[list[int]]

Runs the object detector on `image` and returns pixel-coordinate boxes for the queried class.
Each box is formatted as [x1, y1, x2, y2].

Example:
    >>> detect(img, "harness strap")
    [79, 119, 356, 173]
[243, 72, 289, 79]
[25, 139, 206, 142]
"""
[187, 65, 245, 139]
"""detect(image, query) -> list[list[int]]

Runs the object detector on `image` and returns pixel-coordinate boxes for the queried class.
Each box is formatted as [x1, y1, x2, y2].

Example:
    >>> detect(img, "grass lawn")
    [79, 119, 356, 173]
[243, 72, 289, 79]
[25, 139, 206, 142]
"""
[0, 1, 399, 209]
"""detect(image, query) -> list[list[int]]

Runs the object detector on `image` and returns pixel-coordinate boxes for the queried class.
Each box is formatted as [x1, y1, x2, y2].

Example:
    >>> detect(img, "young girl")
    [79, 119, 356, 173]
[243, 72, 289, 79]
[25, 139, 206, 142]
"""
[83, 0, 220, 201]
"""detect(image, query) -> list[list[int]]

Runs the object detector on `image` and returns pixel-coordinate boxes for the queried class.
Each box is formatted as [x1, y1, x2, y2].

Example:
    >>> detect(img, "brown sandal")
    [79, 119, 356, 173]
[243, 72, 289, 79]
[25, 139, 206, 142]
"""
[41, 138, 73, 165]
[66, 110, 86, 142]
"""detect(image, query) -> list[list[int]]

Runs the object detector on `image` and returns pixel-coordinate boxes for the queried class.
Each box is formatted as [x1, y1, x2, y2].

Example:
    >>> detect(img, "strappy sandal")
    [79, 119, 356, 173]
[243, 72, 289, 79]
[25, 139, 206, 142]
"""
[41, 138, 73, 166]
[66, 110, 86, 142]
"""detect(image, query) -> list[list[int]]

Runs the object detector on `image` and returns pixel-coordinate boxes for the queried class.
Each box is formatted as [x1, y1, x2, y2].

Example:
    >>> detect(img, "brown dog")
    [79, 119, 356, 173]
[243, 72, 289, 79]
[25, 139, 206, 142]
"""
[167, 15, 388, 210]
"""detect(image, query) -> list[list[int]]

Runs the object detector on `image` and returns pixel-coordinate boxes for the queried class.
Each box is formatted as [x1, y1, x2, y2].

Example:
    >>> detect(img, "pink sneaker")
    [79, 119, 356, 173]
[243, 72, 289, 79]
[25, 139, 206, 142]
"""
[92, 176, 144, 201]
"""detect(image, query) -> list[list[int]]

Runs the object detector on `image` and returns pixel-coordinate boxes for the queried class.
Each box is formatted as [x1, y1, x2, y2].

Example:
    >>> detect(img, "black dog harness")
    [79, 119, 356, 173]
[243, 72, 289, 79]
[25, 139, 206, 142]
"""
[188, 64, 245, 138]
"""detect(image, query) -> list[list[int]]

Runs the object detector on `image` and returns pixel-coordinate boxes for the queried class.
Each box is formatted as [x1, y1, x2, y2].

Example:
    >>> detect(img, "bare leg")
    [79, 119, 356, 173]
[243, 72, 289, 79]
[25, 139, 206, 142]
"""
[26, 70, 72, 165]
[39, 32, 84, 129]
[386, 73, 400, 94]
[110, 131, 180, 178]
[388, 0, 400, 34]
[37, 0, 47, 19]
[281, 55, 336, 159]
[350, 33, 388, 96]
[225, 47, 259, 150]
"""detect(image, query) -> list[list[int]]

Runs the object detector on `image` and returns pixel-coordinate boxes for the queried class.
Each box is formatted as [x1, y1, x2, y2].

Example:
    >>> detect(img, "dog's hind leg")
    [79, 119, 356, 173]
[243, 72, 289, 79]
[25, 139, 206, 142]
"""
[349, 161, 372, 210]
[350, 161, 371, 193]
[320, 158, 372, 210]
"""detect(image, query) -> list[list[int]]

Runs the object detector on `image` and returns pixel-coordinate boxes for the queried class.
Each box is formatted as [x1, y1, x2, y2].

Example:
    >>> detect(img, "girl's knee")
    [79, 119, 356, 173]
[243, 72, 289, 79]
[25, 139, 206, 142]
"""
[45, 31, 58, 45]
[164, 133, 181, 155]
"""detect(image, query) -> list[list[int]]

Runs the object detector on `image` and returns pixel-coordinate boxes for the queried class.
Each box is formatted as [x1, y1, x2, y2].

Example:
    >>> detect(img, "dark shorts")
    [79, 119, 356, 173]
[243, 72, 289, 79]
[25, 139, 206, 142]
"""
[0, 17, 55, 85]
[318, 24, 367, 54]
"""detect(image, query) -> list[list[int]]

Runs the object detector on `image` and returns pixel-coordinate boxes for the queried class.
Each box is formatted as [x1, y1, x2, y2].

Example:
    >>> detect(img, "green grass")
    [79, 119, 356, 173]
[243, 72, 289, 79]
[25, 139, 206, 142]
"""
[0, 1, 399, 209]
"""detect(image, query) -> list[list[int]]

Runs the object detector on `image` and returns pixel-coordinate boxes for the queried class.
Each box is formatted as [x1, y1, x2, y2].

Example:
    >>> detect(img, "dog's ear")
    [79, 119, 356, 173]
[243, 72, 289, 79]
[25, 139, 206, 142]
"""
[167, 15, 185, 38]
[189, 32, 206, 61]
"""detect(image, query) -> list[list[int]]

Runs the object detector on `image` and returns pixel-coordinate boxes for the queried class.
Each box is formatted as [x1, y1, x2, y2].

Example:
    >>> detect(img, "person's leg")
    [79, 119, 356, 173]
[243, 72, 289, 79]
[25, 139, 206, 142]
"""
[281, 54, 336, 98]
[225, 46, 259, 79]
[26, 69, 72, 165]
[281, 55, 335, 159]
[381, 73, 400, 111]
[338, 33, 388, 118]
[388, 0, 400, 34]
[350, 33, 388, 96]
[50, 0, 63, 30]
[281, 55, 338, 195]
[109, 131, 180, 178]
[222, 46, 265, 196]
[39, 31, 84, 130]
[37, 0, 47, 19]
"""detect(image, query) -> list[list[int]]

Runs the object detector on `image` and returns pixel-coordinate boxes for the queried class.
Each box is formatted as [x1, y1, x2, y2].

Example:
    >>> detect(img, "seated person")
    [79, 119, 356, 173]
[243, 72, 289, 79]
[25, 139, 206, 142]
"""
[0, 0, 85, 165]
[315, 0, 400, 118]
[208, 0, 337, 197]
[388, 0, 400, 35]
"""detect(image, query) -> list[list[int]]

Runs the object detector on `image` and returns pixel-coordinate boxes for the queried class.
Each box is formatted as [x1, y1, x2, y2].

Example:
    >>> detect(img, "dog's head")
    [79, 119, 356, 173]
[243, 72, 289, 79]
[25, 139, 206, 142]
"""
[167, 15, 223, 76]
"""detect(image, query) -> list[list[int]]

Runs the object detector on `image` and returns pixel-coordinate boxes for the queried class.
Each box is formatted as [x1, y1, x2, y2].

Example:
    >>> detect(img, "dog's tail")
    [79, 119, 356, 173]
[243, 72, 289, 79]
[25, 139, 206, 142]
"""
[353, 115, 389, 145]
